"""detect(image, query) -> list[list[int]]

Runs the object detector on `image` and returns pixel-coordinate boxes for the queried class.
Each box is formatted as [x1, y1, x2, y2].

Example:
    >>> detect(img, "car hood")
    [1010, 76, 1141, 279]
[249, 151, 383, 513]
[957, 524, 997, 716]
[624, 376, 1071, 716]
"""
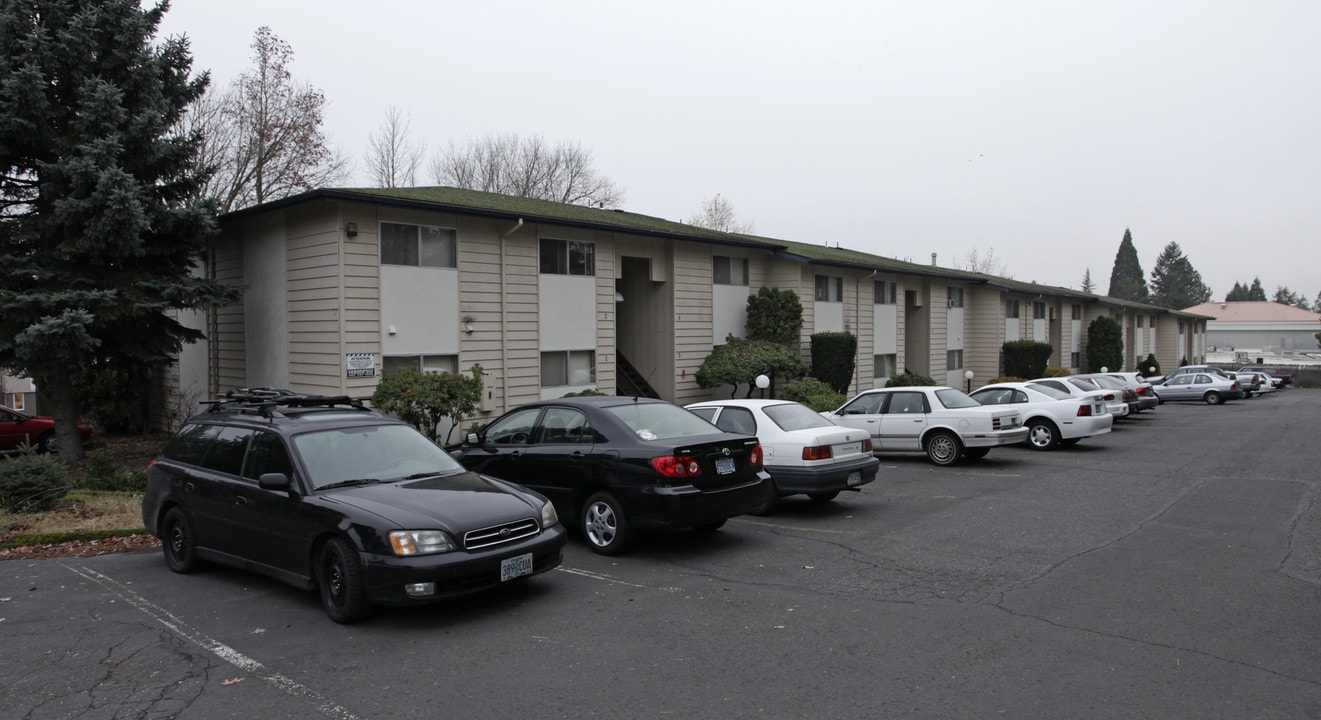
[321, 471, 542, 531]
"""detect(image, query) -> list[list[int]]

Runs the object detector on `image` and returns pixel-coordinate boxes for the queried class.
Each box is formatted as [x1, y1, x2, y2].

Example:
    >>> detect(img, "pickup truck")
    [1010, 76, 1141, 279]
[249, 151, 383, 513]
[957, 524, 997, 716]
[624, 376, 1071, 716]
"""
[1236, 366, 1293, 388]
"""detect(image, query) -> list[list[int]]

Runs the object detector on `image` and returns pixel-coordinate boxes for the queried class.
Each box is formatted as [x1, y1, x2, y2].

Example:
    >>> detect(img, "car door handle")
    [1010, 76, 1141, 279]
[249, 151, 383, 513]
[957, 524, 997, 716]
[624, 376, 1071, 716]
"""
[184, 482, 194, 492]
[235, 495, 248, 506]
[569, 451, 585, 461]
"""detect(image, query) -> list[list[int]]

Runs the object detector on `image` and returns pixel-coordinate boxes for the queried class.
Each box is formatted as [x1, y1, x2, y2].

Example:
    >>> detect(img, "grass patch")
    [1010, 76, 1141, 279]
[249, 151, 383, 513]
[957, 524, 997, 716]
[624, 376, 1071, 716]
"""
[0, 491, 146, 548]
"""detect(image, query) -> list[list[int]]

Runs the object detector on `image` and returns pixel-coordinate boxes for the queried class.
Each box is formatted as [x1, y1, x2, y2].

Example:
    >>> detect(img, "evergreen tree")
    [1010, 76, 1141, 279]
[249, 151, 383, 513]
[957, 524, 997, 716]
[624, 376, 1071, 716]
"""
[0, 0, 240, 462]
[1148, 241, 1212, 309]
[1225, 281, 1248, 301]
[1106, 229, 1148, 301]
[1273, 286, 1309, 309]
[1085, 316, 1124, 373]
[1081, 268, 1095, 294]
[1248, 278, 1267, 301]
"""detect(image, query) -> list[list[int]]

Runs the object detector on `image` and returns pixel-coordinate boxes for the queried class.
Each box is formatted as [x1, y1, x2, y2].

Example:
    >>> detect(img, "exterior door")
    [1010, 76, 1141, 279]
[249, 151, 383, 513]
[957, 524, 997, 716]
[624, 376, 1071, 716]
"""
[876, 391, 929, 451]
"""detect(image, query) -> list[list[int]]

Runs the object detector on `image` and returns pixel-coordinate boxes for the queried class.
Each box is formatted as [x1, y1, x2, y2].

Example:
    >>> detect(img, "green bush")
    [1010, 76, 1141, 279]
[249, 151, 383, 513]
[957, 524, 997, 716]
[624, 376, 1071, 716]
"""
[373, 365, 484, 444]
[1042, 366, 1071, 377]
[0, 452, 71, 513]
[561, 389, 607, 397]
[1139, 353, 1161, 377]
[810, 332, 858, 394]
[886, 372, 937, 387]
[695, 337, 807, 398]
[1002, 340, 1053, 380]
[988, 376, 1026, 384]
[779, 377, 845, 412]
[1086, 316, 1124, 372]
[746, 286, 803, 347]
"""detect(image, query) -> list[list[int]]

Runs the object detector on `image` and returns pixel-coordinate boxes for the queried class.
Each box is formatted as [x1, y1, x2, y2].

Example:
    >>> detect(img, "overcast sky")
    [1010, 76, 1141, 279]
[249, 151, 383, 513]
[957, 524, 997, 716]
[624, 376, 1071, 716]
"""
[156, 0, 1321, 305]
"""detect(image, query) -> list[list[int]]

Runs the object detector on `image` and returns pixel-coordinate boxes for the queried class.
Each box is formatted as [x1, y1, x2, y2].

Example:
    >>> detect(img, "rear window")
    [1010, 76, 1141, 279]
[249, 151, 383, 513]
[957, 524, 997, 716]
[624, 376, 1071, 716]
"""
[934, 388, 981, 409]
[161, 423, 220, 466]
[763, 403, 835, 432]
[607, 402, 720, 441]
[1026, 383, 1070, 400]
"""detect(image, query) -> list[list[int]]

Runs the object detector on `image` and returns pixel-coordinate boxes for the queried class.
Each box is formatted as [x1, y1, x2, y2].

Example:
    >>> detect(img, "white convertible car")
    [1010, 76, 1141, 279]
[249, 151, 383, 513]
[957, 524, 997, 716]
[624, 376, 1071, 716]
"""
[822, 386, 1028, 466]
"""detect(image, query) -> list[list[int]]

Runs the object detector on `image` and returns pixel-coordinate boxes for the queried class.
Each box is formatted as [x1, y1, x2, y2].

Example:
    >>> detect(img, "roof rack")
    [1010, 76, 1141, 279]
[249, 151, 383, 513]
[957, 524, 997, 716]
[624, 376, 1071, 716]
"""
[200, 388, 371, 417]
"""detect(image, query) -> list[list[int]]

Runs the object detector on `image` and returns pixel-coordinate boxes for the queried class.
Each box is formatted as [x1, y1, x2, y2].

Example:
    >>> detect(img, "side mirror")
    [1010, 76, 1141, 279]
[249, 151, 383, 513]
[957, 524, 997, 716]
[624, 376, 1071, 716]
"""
[466, 431, 480, 445]
[258, 472, 293, 492]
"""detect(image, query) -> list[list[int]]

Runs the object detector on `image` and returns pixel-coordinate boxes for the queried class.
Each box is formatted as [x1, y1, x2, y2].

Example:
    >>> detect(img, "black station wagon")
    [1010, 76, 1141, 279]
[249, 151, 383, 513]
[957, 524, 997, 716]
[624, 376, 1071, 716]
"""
[141, 389, 566, 623]
[452, 396, 773, 555]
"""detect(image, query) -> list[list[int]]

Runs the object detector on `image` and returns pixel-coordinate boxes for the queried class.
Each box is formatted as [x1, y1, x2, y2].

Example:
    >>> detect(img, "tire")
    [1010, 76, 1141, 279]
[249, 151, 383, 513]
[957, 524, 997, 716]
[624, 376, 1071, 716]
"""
[161, 507, 202, 574]
[582, 492, 632, 556]
[1026, 418, 1060, 451]
[318, 537, 372, 624]
[691, 520, 726, 533]
[37, 432, 56, 454]
[963, 448, 990, 460]
[807, 491, 840, 502]
[1204, 391, 1223, 405]
[924, 431, 963, 466]
[750, 481, 781, 516]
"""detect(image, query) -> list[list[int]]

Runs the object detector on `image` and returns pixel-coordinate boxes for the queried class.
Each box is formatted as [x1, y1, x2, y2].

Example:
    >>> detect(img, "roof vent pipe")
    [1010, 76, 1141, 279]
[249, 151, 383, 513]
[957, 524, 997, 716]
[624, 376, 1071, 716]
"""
[931, 252, 937, 267]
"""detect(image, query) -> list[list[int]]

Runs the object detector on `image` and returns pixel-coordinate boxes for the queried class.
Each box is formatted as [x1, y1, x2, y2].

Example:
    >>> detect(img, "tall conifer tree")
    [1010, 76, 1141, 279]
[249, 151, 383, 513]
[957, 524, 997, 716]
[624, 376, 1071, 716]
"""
[1106, 229, 1149, 301]
[1149, 242, 1212, 309]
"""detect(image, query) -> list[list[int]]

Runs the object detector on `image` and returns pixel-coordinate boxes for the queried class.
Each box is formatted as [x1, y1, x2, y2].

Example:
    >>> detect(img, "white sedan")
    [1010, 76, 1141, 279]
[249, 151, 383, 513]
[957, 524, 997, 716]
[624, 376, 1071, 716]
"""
[969, 382, 1113, 450]
[1029, 377, 1128, 418]
[821, 386, 1028, 466]
[686, 399, 880, 513]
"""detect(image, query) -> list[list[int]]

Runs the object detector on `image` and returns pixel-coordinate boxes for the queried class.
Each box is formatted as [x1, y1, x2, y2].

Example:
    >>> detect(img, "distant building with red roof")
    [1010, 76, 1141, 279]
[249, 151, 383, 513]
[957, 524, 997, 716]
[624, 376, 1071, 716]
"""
[1183, 301, 1320, 354]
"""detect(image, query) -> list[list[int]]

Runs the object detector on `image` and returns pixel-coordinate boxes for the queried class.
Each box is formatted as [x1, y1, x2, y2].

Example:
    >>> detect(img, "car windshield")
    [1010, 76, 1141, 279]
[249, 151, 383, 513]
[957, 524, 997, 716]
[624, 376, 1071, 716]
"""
[1026, 383, 1071, 400]
[608, 402, 721, 441]
[763, 402, 835, 432]
[292, 424, 464, 490]
[934, 388, 981, 409]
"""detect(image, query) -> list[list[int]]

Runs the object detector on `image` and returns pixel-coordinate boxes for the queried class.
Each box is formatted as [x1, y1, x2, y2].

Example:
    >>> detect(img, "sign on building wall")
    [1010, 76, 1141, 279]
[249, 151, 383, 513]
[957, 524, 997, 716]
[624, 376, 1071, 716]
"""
[346, 353, 376, 378]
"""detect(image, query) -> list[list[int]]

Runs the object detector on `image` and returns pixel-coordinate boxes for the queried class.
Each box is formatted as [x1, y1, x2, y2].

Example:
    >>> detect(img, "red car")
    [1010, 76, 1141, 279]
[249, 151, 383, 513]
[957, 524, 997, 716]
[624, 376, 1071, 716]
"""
[0, 406, 92, 453]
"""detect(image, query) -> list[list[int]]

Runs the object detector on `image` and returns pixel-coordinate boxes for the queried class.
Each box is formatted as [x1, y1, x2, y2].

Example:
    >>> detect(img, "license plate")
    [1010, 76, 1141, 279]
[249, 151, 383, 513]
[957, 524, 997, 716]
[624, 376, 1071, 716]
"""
[846, 471, 862, 487]
[714, 457, 735, 475]
[500, 553, 533, 582]
[835, 442, 861, 456]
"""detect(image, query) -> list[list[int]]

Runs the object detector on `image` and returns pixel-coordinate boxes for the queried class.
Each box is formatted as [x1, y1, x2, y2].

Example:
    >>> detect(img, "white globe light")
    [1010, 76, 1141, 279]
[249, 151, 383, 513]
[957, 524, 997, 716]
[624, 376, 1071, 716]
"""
[755, 374, 770, 389]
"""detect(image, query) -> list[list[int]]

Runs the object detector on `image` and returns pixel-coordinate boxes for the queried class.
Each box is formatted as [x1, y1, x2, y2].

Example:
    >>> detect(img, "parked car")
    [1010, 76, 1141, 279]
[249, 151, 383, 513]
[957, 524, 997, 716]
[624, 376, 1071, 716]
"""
[1100, 372, 1160, 411]
[1075, 374, 1142, 416]
[1230, 372, 1262, 397]
[1029, 377, 1128, 418]
[1240, 371, 1277, 395]
[452, 396, 773, 555]
[141, 389, 566, 624]
[822, 386, 1028, 466]
[969, 382, 1113, 450]
[1148, 365, 1231, 386]
[0, 405, 92, 453]
[1150, 372, 1244, 405]
[1236, 366, 1293, 388]
[686, 399, 880, 513]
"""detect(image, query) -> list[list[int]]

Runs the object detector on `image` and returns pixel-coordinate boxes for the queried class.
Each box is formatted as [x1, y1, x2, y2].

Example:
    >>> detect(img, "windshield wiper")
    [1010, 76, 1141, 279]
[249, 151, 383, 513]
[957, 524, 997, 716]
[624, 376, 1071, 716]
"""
[318, 478, 385, 490]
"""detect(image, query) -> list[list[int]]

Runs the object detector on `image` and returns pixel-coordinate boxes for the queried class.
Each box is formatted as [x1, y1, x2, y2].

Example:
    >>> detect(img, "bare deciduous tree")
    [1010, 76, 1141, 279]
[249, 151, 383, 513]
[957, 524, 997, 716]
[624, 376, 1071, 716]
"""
[960, 247, 1011, 277]
[365, 106, 425, 188]
[430, 133, 624, 207]
[688, 194, 755, 234]
[187, 27, 350, 212]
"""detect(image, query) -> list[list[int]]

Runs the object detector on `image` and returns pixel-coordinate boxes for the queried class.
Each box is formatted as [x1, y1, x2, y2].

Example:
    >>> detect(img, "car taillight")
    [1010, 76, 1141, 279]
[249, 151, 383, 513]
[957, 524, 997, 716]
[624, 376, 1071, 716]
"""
[1231, 382, 1238, 390]
[1103, 393, 1116, 401]
[1076, 405, 1092, 417]
[862, 438, 873, 453]
[1136, 387, 1149, 396]
[749, 444, 763, 467]
[650, 456, 702, 477]
[802, 445, 833, 461]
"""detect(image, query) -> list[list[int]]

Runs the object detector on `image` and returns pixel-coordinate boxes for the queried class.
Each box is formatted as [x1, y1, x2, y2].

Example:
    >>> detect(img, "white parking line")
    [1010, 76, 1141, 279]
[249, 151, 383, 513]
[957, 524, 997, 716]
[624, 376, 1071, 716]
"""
[61, 563, 365, 720]
[554, 566, 645, 587]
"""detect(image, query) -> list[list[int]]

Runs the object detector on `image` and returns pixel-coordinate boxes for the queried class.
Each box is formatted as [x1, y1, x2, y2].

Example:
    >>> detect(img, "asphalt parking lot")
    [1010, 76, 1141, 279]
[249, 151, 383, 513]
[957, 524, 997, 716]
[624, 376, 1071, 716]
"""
[3, 389, 1320, 720]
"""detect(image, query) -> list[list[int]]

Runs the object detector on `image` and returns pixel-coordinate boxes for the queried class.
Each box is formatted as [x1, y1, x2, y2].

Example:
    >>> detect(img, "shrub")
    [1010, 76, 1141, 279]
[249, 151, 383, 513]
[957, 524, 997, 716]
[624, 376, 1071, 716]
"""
[0, 452, 71, 513]
[779, 377, 845, 412]
[1002, 340, 1053, 380]
[562, 389, 607, 397]
[886, 372, 937, 387]
[1139, 353, 1161, 377]
[1086, 316, 1124, 372]
[810, 332, 857, 394]
[695, 337, 806, 398]
[988, 376, 1026, 384]
[1042, 366, 1071, 377]
[373, 365, 484, 444]
[746, 287, 803, 347]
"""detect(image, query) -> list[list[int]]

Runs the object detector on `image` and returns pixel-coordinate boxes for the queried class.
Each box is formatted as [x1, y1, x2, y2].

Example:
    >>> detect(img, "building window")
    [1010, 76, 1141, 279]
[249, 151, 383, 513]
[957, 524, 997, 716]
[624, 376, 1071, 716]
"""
[383, 354, 458, 376]
[541, 350, 595, 387]
[540, 238, 595, 276]
[713, 256, 748, 285]
[1137, 315, 1144, 328]
[380, 222, 457, 268]
[874, 280, 897, 305]
[1006, 300, 1020, 318]
[1033, 302, 1046, 319]
[1071, 304, 1081, 320]
[947, 287, 964, 308]
[873, 353, 897, 379]
[1070, 352, 1081, 367]
[815, 275, 844, 302]
[946, 349, 963, 370]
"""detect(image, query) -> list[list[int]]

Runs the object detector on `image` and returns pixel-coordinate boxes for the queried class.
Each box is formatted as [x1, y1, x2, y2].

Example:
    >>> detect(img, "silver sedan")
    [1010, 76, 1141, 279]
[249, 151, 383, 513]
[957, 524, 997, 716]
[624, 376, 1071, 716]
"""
[1152, 372, 1244, 405]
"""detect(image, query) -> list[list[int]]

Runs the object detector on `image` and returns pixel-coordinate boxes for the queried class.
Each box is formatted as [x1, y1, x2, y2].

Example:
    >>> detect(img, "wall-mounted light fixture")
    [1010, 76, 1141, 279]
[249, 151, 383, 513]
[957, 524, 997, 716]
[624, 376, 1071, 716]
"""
[345, 222, 359, 238]
[462, 315, 475, 334]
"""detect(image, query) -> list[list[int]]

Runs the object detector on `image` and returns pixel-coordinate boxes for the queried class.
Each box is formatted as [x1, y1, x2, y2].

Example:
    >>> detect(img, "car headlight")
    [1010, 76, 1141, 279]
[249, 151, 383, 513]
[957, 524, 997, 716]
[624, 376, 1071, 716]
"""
[389, 530, 456, 556]
[540, 501, 559, 528]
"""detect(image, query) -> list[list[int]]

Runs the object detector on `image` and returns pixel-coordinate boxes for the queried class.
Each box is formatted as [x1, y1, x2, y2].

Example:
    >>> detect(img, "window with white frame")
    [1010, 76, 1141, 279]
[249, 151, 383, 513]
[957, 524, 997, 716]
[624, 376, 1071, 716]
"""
[815, 275, 844, 302]
[540, 238, 595, 276]
[1033, 302, 1046, 319]
[380, 222, 457, 268]
[541, 350, 595, 387]
[1137, 315, 1144, 328]
[383, 354, 458, 376]
[713, 256, 748, 285]
[873, 353, 897, 379]
[947, 287, 964, 308]
[946, 349, 963, 370]
[874, 280, 897, 305]
[1070, 351, 1081, 367]
[1006, 300, 1020, 318]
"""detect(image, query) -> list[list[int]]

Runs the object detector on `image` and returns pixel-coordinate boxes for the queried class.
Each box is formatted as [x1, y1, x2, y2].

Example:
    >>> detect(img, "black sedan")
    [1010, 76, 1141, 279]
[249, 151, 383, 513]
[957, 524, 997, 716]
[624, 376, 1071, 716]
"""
[452, 396, 774, 555]
[142, 390, 566, 623]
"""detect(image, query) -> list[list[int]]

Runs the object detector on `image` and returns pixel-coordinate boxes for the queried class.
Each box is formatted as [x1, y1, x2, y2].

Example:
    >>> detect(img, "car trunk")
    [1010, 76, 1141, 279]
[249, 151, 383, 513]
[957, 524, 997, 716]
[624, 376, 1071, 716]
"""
[673, 434, 761, 491]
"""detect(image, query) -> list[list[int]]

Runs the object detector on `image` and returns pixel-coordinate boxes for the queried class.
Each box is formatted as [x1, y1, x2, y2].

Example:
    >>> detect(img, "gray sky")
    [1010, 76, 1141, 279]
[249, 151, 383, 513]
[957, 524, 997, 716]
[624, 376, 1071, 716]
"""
[157, 0, 1321, 305]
